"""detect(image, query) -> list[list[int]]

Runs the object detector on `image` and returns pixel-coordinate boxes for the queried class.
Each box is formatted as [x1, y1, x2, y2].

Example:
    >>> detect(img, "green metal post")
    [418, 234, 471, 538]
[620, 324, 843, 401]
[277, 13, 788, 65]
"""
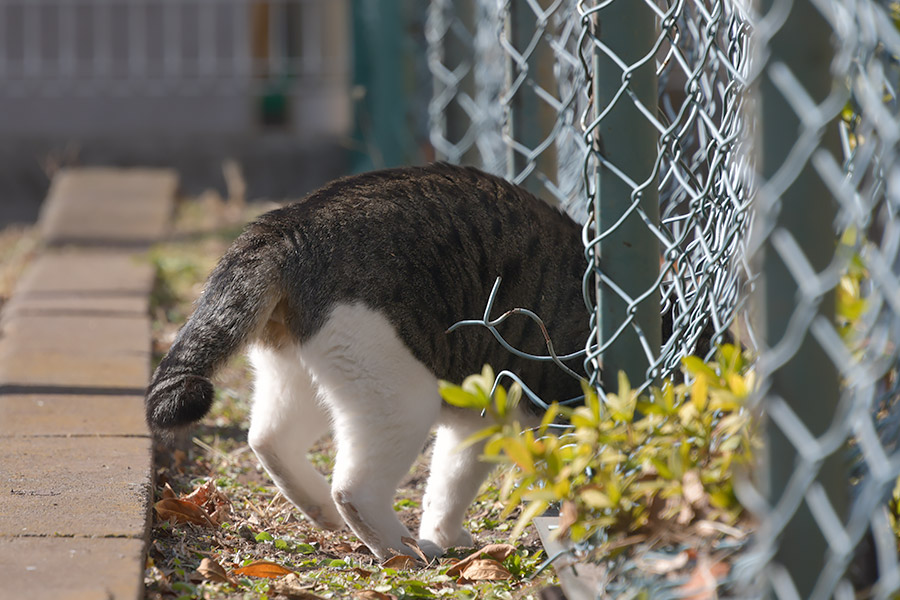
[589, 2, 661, 389]
[758, 1, 846, 596]
[350, 0, 417, 171]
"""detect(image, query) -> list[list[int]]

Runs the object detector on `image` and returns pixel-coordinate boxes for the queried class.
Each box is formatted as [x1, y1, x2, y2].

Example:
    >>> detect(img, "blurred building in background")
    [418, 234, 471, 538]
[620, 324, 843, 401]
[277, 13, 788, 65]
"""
[0, 0, 354, 224]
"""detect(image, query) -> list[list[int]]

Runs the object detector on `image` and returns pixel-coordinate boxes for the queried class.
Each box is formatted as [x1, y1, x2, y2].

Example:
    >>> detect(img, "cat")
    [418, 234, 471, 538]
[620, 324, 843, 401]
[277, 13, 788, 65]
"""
[145, 163, 588, 561]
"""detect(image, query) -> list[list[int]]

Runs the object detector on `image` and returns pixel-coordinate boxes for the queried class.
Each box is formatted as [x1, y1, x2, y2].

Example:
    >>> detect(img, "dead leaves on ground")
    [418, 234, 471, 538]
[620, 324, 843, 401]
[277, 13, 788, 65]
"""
[151, 477, 532, 597]
[268, 573, 326, 599]
[445, 543, 516, 583]
[192, 557, 295, 584]
[450, 558, 514, 583]
[196, 558, 236, 585]
[377, 542, 517, 583]
[154, 480, 310, 592]
[232, 559, 295, 579]
[400, 536, 430, 564]
[154, 497, 217, 527]
[182, 543, 523, 599]
[153, 480, 232, 527]
[353, 591, 397, 600]
[380, 555, 419, 570]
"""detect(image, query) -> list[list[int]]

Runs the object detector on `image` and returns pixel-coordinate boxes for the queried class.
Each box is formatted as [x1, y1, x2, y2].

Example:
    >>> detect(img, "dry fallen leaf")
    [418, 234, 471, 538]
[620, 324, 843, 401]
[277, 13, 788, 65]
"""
[154, 498, 215, 527]
[475, 543, 517, 561]
[350, 567, 374, 578]
[161, 482, 177, 500]
[354, 591, 397, 600]
[400, 536, 429, 563]
[233, 560, 295, 579]
[208, 502, 232, 526]
[183, 480, 216, 506]
[381, 555, 418, 570]
[352, 543, 372, 555]
[454, 558, 513, 583]
[197, 557, 235, 584]
[446, 544, 517, 577]
[268, 573, 324, 599]
[179, 479, 232, 526]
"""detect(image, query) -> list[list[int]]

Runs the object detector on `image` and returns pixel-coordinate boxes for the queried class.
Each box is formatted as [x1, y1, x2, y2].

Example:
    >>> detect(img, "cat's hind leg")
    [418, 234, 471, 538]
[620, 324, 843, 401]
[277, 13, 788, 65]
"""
[300, 304, 443, 561]
[247, 345, 343, 531]
[418, 410, 497, 550]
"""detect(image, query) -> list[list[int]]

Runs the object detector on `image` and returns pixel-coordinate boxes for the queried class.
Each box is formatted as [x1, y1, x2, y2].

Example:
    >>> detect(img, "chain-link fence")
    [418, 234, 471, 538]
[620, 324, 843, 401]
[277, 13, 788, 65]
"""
[426, 0, 900, 597]
[427, 0, 754, 392]
[737, 0, 900, 597]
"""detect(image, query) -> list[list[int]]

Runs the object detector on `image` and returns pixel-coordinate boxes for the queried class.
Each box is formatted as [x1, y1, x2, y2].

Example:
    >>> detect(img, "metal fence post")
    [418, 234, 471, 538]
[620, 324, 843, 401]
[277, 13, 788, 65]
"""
[350, 0, 419, 170]
[756, 0, 847, 595]
[587, 1, 661, 389]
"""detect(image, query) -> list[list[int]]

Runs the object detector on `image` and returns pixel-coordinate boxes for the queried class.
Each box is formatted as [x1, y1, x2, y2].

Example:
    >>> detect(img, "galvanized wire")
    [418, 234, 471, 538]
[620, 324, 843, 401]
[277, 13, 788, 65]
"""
[428, 0, 753, 391]
[426, 0, 587, 216]
[429, 0, 900, 597]
[733, 0, 900, 597]
[579, 0, 754, 394]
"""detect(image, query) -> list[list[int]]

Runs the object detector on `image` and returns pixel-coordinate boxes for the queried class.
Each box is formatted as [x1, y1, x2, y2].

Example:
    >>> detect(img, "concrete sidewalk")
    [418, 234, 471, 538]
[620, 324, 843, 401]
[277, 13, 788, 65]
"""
[0, 169, 177, 599]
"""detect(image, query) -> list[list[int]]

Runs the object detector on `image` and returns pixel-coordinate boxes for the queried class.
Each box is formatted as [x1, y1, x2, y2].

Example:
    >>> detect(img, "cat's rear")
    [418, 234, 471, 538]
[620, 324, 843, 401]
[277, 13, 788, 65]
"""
[146, 163, 587, 560]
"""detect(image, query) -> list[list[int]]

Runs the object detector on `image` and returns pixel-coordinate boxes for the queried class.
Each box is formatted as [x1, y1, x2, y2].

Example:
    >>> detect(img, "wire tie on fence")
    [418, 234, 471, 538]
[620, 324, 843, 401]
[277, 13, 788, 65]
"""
[446, 277, 586, 380]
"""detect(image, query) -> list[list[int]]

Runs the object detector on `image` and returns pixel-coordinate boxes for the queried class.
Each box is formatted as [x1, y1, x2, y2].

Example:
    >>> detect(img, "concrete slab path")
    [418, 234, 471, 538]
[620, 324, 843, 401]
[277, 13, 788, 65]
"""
[0, 168, 177, 599]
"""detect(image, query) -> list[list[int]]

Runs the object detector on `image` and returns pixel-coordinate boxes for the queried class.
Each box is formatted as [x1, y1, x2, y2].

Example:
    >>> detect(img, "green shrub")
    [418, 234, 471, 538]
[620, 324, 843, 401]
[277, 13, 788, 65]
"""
[440, 346, 756, 548]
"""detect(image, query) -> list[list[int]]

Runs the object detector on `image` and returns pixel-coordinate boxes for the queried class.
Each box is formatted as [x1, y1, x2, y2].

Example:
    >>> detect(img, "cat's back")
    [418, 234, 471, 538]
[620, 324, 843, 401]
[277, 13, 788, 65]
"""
[240, 163, 587, 400]
[254, 163, 572, 239]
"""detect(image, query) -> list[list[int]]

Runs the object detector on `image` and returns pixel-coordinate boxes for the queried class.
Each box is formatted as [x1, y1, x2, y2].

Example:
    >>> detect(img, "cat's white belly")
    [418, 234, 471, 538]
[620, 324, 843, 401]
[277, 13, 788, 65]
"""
[248, 302, 495, 561]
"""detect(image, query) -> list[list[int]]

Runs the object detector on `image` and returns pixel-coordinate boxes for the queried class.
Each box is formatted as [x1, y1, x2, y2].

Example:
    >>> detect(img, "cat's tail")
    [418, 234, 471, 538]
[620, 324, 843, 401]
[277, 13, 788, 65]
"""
[145, 238, 281, 436]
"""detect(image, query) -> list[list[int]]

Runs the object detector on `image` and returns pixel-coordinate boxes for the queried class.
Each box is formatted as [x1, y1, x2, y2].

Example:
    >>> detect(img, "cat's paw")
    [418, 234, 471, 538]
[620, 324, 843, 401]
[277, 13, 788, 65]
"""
[411, 538, 445, 561]
[419, 525, 473, 550]
[449, 528, 473, 548]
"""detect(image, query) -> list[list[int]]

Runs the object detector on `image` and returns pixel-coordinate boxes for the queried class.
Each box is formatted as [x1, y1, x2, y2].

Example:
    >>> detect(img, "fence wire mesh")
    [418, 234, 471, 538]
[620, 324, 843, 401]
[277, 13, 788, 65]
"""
[427, 0, 587, 215]
[428, 0, 900, 597]
[736, 0, 900, 597]
[428, 0, 754, 391]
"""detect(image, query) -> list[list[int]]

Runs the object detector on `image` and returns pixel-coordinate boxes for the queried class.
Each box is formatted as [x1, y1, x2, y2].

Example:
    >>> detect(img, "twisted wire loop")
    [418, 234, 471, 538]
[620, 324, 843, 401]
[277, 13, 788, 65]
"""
[446, 277, 587, 408]
[429, 0, 900, 595]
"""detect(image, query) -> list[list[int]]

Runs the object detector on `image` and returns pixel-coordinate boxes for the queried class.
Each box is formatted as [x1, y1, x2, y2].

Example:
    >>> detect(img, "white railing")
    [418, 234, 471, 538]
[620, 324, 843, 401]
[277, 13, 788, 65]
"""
[0, 0, 340, 98]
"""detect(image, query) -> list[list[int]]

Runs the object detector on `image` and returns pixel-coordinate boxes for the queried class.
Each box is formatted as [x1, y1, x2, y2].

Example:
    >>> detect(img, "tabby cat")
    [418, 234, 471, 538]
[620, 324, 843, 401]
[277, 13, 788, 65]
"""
[146, 163, 588, 560]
